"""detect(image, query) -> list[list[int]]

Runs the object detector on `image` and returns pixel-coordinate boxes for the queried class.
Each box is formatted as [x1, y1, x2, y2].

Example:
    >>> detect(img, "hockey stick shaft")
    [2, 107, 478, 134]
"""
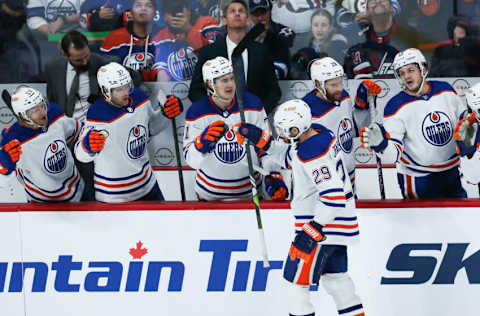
[232, 24, 269, 267]
[1, 90, 16, 118]
[368, 94, 386, 199]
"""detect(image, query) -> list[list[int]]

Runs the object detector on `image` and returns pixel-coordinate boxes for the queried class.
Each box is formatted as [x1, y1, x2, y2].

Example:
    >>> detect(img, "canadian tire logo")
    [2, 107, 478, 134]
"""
[374, 80, 390, 98]
[154, 148, 174, 166]
[290, 81, 309, 99]
[171, 83, 189, 100]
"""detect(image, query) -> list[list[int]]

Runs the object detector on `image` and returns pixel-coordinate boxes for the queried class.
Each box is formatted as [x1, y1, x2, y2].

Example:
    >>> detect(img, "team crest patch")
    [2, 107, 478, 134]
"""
[124, 52, 154, 71]
[337, 118, 353, 153]
[214, 129, 246, 164]
[44, 140, 67, 174]
[127, 125, 147, 159]
[421, 111, 453, 146]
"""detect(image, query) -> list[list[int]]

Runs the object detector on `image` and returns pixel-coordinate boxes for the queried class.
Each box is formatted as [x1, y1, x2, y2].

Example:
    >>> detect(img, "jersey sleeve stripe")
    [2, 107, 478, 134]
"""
[95, 172, 154, 195]
[319, 188, 344, 195]
[23, 171, 80, 199]
[94, 161, 149, 181]
[320, 200, 346, 208]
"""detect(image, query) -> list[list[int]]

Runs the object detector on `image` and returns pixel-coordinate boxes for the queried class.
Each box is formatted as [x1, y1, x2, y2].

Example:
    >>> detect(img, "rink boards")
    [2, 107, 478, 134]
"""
[0, 200, 479, 316]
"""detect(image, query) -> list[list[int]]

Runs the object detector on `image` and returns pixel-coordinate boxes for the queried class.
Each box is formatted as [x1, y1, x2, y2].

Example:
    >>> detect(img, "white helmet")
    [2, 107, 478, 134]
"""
[466, 82, 480, 118]
[393, 48, 428, 94]
[274, 99, 312, 141]
[11, 85, 46, 128]
[97, 62, 132, 104]
[202, 56, 234, 97]
[310, 57, 344, 97]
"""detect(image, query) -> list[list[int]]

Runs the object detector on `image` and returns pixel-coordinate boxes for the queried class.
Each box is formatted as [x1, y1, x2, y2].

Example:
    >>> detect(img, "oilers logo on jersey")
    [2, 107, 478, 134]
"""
[43, 140, 67, 174]
[127, 125, 147, 159]
[214, 129, 246, 164]
[124, 52, 154, 71]
[337, 118, 354, 153]
[167, 47, 198, 81]
[421, 111, 453, 146]
[46, 0, 77, 22]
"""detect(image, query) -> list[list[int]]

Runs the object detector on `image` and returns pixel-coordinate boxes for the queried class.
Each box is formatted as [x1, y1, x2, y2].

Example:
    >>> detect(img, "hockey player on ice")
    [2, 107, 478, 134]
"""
[235, 99, 364, 316]
[360, 48, 467, 198]
[75, 62, 183, 202]
[0, 86, 89, 202]
[183, 56, 288, 201]
[301, 56, 382, 192]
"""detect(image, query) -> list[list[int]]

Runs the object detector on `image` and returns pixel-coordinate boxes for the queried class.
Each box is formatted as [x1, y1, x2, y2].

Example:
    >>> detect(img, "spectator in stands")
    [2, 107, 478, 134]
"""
[191, 0, 223, 25]
[430, 15, 480, 78]
[295, 8, 347, 66]
[152, 0, 221, 82]
[100, 0, 158, 81]
[188, 0, 281, 114]
[289, 48, 325, 80]
[80, 0, 130, 32]
[26, 0, 84, 36]
[248, 0, 294, 80]
[44, 31, 140, 194]
[343, 0, 417, 79]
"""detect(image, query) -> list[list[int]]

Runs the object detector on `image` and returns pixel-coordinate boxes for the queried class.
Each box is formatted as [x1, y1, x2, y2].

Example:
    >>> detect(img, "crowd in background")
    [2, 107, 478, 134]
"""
[1, 0, 480, 84]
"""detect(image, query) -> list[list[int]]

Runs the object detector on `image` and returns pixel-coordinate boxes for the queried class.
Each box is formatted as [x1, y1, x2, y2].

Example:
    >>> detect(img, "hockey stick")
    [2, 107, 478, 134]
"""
[368, 93, 386, 199]
[231, 23, 270, 267]
[1, 90, 16, 118]
[157, 90, 186, 201]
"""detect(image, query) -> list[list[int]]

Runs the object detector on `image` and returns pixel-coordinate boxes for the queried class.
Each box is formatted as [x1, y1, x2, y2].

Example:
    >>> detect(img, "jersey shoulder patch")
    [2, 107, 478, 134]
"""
[297, 132, 335, 162]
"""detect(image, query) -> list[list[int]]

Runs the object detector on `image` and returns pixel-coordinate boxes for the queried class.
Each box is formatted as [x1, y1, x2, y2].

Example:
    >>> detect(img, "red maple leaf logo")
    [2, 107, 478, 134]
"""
[129, 241, 148, 259]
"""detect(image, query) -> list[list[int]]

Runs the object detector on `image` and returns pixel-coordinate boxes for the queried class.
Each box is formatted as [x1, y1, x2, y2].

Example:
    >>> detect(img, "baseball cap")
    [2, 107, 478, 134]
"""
[249, 0, 271, 13]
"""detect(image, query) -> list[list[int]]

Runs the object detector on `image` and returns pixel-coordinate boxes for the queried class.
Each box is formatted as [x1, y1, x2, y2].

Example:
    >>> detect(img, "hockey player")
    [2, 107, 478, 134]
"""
[75, 62, 183, 202]
[360, 48, 467, 198]
[236, 99, 363, 316]
[0, 86, 88, 202]
[183, 56, 287, 201]
[100, 0, 158, 81]
[302, 56, 381, 191]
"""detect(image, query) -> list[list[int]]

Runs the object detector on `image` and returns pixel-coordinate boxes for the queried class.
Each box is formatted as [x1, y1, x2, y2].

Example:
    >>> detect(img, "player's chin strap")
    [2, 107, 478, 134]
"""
[414, 66, 429, 97]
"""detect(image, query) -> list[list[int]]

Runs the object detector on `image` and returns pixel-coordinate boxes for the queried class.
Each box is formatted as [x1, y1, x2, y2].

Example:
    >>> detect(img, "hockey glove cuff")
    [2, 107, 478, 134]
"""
[161, 95, 183, 119]
[82, 129, 106, 154]
[265, 172, 288, 200]
[289, 221, 326, 262]
[360, 123, 389, 152]
[195, 120, 227, 153]
[234, 123, 271, 151]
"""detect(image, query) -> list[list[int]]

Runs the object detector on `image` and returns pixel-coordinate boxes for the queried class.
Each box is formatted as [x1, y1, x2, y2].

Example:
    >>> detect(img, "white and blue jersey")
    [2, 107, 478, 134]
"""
[183, 92, 269, 201]
[267, 131, 358, 245]
[302, 89, 356, 187]
[0, 103, 84, 202]
[382, 80, 467, 198]
[75, 87, 166, 202]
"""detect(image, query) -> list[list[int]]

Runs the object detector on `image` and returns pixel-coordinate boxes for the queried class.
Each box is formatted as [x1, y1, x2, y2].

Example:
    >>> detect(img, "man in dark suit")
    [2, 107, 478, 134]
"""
[188, 0, 281, 114]
[44, 30, 142, 199]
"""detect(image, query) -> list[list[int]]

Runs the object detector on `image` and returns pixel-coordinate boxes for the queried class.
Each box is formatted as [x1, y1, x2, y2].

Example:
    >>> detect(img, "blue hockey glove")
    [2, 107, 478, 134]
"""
[454, 116, 480, 157]
[265, 172, 288, 200]
[234, 123, 271, 150]
[360, 123, 389, 152]
[289, 221, 326, 262]
[355, 79, 381, 109]
[195, 120, 227, 153]
[0, 139, 22, 175]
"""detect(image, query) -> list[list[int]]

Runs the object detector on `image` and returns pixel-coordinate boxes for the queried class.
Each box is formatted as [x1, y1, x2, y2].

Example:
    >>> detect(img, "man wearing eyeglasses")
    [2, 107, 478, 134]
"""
[343, 0, 419, 79]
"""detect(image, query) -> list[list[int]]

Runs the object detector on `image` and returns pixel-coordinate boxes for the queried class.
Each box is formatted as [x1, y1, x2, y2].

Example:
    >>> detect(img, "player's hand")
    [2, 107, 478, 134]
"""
[234, 123, 271, 150]
[82, 129, 107, 154]
[265, 172, 288, 200]
[289, 221, 326, 262]
[195, 120, 227, 153]
[355, 80, 381, 109]
[454, 115, 480, 157]
[0, 139, 22, 175]
[161, 95, 183, 119]
[360, 123, 389, 152]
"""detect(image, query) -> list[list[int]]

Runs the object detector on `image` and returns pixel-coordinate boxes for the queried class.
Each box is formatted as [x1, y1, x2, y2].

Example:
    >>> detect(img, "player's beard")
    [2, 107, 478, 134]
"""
[326, 90, 342, 103]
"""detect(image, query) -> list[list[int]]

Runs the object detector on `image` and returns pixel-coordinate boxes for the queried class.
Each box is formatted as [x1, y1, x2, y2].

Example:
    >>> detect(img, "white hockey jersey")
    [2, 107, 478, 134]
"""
[75, 87, 165, 202]
[382, 80, 466, 176]
[302, 89, 356, 186]
[27, 0, 84, 31]
[183, 93, 269, 201]
[267, 131, 358, 245]
[0, 103, 84, 202]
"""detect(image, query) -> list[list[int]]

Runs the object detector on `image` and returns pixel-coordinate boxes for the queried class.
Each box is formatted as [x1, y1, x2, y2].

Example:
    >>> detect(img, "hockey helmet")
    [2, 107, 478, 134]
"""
[274, 99, 312, 141]
[11, 85, 47, 128]
[202, 56, 234, 96]
[310, 57, 344, 96]
[393, 48, 428, 93]
[97, 62, 132, 104]
[466, 82, 480, 118]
